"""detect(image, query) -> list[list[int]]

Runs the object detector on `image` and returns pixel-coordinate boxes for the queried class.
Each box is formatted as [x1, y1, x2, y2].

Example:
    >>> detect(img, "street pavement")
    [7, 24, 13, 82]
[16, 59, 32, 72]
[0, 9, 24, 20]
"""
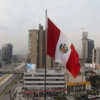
[0, 62, 24, 86]
[0, 76, 18, 100]
[0, 62, 26, 100]
[0, 63, 15, 77]
[0, 63, 21, 72]
[0, 74, 17, 94]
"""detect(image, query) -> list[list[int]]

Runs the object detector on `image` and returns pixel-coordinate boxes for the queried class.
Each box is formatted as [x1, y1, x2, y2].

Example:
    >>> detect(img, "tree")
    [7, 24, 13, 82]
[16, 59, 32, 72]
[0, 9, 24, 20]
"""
[73, 93, 82, 100]
[89, 75, 100, 88]
[55, 94, 66, 100]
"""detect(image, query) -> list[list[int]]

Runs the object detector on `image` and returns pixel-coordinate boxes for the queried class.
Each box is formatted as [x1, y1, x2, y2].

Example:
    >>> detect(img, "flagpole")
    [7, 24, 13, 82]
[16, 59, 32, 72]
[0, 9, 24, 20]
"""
[44, 9, 47, 100]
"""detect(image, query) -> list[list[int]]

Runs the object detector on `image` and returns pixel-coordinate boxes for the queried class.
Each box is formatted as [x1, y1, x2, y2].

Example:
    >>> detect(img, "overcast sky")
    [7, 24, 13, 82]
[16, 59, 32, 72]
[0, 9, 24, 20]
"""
[0, 0, 100, 55]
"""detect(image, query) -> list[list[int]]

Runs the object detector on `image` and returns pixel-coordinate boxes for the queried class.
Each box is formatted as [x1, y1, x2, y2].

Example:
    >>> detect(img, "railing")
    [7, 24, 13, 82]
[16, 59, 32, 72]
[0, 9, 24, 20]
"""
[0, 71, 23, 74]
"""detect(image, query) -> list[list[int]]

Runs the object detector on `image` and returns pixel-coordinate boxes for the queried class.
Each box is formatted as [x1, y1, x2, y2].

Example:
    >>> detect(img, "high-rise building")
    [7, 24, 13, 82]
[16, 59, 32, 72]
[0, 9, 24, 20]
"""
[2, 43, 13, 60]
[82, 39, 88, 60]
[82, 32, 94, 61]
[92, 49, 96, 63]
[88, 39, 94, 59]
[28, 24, 54, 68]
[92, 47, 100, 64]
[82, 32, 88, 59]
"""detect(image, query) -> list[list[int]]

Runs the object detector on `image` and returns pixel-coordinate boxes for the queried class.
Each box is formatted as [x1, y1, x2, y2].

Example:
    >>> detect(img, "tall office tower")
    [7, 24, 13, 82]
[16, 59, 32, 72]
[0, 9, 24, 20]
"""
[2, 43, 13, 60]
[84, 39, 88, 60]
[82, 32, 94, 61]
[88, 39, 94, 59]
[92, 49, 96, 63]
[92, 47, 100, 64]
[28, 24, 53, 69]
[82, 32, 88, 60]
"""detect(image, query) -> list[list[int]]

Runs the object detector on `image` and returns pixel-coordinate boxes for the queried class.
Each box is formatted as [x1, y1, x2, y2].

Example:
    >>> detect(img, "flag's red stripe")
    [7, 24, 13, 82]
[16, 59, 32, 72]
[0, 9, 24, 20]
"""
[47, 18, 60, 58]
[66, 44, 80, 78]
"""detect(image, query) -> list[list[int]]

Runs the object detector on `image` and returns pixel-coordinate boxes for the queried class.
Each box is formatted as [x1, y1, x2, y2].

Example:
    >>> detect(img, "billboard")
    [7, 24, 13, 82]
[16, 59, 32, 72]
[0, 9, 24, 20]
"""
[26, 63, 36, 70]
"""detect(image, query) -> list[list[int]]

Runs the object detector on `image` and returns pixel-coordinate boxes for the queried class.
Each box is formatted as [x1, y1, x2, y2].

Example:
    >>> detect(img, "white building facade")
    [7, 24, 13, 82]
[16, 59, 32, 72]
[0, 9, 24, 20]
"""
[24, 69, 65, 90]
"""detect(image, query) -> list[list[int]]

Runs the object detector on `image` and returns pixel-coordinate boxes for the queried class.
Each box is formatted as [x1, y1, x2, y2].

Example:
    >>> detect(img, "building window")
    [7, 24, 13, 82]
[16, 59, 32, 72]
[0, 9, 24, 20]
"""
[83, 85, 86, 92]
[79, 85, 82, 92]
[34, 75, 64, 77]
[24, 79, 64, 81]
[25, 83, 65, 85]
[70, 86, 74, 93]
[75, 85, 78, 92]
[25, 75, 32, 77]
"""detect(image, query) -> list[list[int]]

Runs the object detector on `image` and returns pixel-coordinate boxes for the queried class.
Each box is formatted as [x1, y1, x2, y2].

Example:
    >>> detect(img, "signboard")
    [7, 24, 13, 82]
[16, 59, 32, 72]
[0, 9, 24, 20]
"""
[26, 63, 36, 71]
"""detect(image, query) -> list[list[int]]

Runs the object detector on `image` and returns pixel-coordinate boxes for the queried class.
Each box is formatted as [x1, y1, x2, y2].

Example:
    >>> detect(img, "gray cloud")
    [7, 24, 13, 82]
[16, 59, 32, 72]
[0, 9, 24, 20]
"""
[0, 0, 100, 54]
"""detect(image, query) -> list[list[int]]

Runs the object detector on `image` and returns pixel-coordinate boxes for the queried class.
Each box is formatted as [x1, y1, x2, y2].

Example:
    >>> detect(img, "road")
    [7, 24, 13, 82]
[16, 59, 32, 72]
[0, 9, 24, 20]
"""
[0, 62, 21, 72]
[0, 74, 17, 94]
[0, 63, 15, 77]
[0, 63, 21, 77]
[0, 62, 26, 100]
[0, 75, 18, 100]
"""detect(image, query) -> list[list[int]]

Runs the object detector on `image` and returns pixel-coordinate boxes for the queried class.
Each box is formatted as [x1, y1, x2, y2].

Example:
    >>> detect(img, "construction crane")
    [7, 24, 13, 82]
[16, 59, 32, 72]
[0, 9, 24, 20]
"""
[78, 28, 86, 32]
[74, 27, 86, 32]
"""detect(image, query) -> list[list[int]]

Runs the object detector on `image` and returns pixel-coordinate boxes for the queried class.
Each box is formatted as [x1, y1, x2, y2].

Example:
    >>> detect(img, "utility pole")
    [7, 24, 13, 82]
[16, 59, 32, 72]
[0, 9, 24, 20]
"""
[44, 9, 47, 100]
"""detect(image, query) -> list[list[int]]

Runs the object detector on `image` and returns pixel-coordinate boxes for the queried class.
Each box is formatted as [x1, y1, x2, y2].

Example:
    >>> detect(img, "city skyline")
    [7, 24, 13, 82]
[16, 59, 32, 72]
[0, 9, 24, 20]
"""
[0, 0, 100, 54]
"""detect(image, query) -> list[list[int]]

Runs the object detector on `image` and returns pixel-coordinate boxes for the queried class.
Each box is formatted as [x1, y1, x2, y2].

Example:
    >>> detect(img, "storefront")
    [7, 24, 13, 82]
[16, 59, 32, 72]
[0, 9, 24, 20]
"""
[66, 82, 90, 94]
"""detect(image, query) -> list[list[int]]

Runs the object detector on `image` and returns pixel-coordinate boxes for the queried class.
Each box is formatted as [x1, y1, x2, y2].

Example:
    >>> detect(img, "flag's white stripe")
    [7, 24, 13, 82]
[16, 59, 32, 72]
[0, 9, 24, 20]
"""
[55, 31, 71, 66]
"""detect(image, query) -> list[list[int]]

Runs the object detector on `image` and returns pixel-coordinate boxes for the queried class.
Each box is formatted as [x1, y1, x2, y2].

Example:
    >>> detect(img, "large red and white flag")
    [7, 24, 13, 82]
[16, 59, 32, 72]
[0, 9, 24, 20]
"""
[47, 18, 80, 78]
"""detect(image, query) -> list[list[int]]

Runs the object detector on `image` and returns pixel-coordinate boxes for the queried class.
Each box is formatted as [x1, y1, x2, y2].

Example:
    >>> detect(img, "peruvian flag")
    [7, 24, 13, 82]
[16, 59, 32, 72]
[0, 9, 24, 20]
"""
[47, 18, 80, 78]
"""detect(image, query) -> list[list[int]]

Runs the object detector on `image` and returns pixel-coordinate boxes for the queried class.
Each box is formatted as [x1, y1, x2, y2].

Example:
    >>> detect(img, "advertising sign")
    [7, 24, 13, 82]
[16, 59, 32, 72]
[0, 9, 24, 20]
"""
[26, 63, 36, 70]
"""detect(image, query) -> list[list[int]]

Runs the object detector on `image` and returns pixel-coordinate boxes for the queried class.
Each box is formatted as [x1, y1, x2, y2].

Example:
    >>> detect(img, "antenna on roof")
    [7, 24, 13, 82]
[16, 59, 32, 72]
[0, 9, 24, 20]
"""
[39, 0, 41, 24]
[34, 14, 35, 29]
[79, 28, 86, 32]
